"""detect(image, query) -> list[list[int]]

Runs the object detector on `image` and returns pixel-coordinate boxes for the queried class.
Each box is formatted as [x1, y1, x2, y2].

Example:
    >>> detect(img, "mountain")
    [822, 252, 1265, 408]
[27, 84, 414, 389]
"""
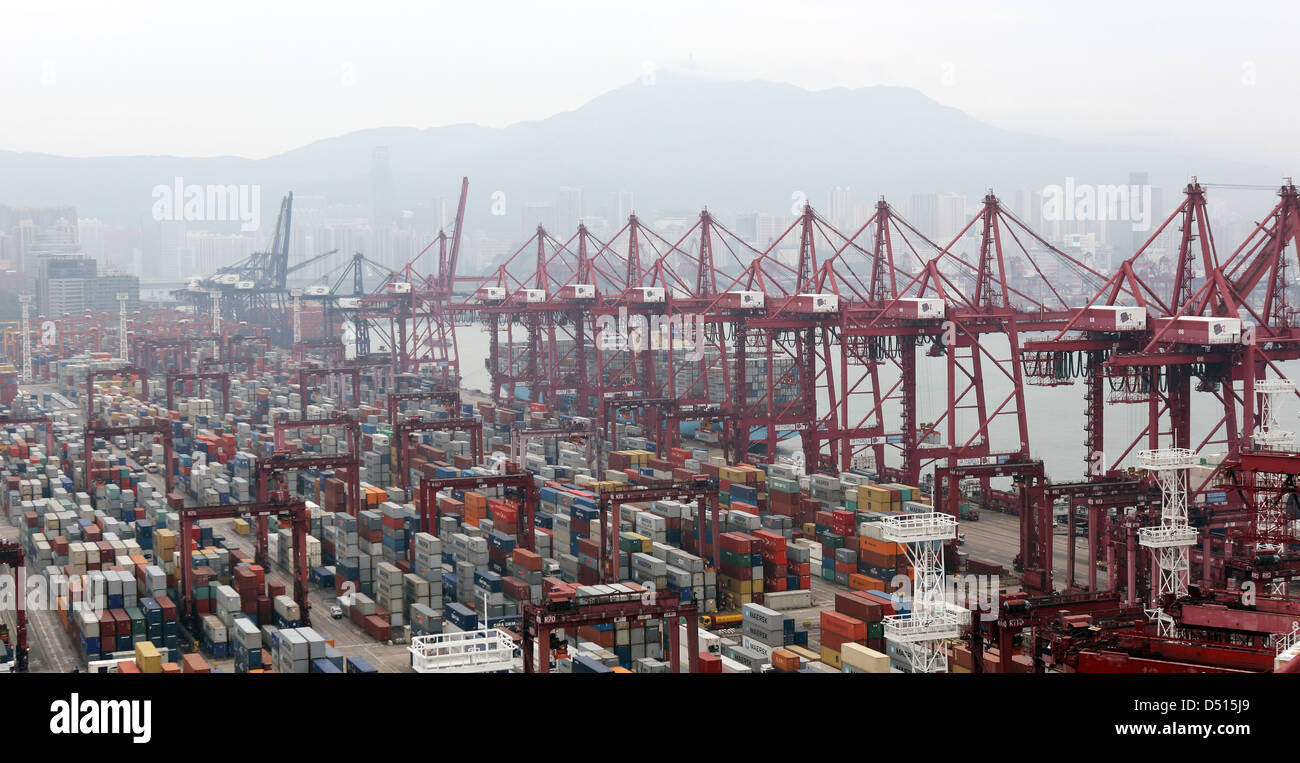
[0, 71, 1283, 232]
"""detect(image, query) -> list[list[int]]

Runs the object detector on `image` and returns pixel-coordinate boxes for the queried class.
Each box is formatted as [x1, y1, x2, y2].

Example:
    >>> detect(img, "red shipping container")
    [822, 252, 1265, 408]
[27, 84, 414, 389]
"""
[835, 591, 884, 623]
[181, 653, 210, 673]
[364, 615, 392, 642]
[511, 548, 543, 572]
[698, 653, 722, 674]
[719, 532, 757, 553]
[820, 610, 868, 640]
[98, 610, 116, 639]
[856, 591, 897, 617]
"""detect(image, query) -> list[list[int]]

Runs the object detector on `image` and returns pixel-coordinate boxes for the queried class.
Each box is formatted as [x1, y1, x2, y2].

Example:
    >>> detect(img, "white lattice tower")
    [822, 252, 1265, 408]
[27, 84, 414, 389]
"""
[291, 289, 302, 344]
[209, 290, 222, 335]
[880, 512, 962, 673]
[17, 294, 32, 383]
[1254, 378, 1296, 586]
[116, 293, 129, 360]
[1255, 379, 1295, 449]
[1136, 448, 1197, 637]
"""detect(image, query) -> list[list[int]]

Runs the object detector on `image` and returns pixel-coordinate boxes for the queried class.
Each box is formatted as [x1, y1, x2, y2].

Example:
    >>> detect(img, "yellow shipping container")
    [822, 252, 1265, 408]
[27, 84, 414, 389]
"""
[842, 642, 890, 673]
[786, 645, 820, 663]
[820, 645, 843, 669]
[134, 641, 162, 674]
[718, 466, 749, 482]
[232, 518, 250, 535]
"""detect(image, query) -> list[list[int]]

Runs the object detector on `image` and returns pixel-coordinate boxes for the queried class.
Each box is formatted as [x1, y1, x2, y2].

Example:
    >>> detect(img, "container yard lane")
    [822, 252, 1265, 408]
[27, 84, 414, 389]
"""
[959, 509, 1101, 591]
[0, 521, 83, 672]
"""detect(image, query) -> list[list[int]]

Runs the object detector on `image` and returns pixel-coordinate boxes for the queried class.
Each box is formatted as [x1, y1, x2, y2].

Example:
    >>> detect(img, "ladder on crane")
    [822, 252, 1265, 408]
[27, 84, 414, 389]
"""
[408, 628, 520, 673]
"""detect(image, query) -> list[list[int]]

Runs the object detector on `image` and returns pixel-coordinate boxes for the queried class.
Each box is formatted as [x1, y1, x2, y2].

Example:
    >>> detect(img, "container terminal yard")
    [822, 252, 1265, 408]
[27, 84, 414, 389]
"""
[2, 176, 1300, 678]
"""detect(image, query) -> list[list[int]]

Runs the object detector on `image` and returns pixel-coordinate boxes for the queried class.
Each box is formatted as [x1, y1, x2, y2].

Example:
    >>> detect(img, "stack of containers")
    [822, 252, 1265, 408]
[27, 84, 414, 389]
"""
[739, 602, 798, 663]
[232, 616, 264, 672]
[411, 532, 441, 581]
[824, 590, 894, 668]
[274, 627, 309, 673]
[273, 594, 302, 628]
[717, 532, 763, 608]
[214, 583, 241, 631]
[232, 563, 268, 624]
[473, 569, 508, 625]
[348, 593, 392, 641]
[752, 529, 789, 593]
[200, 613, 229, 658]
[854, 520, 907, 591]
[374, 561, 405, 627]
[140, 596, 179, 652]
[402, 572, 433, 623]
[765, 463, 802, 519]
[379, 501, 410, 563]
[486, 525, 516, 578]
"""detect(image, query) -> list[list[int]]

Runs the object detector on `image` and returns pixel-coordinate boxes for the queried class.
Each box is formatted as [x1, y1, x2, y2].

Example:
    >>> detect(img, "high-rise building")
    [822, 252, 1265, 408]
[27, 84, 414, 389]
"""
[186, 232, 257, 274]
[36, 253, 139, 316]
[370, 146, 397, 229]
[159, 220, 186, 280]
[907, 193, 940, 240]
[1128, 172, 1164, 254]
[556, 187, 584, 234]
[938, 192, 968, 242]
[521, 203, 555, 237]
[756, 213, 780, 248]
[77, 218, 105, 264]
[828, 187, 854, 232]
[617, 190, 635, 224]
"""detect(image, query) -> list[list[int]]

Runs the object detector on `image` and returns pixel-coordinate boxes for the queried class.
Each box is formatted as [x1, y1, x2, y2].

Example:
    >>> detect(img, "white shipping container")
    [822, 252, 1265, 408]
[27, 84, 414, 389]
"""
[1078, 304, 1147, 331]
[887, 297, 945, 319]
[1153, 316, 1241, 345]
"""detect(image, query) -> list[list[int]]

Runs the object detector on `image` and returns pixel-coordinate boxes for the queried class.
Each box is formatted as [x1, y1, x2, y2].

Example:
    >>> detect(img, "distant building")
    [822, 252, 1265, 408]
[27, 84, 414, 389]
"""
[938, 192, 968, 242]
[616, 190, 635, 223]
[36, 253, 139, 317]
[907, 193, 939, 240]
[521, 202, 555, 237]
[556, 187, 584, 234]
[370, 147, 397, 229]
[827, 186, 854, 231]
[0, 204, 78, 273]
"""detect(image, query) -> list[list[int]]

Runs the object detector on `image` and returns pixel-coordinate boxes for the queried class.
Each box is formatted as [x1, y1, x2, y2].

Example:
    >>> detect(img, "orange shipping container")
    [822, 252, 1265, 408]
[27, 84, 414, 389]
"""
[771, 649, 801, 673]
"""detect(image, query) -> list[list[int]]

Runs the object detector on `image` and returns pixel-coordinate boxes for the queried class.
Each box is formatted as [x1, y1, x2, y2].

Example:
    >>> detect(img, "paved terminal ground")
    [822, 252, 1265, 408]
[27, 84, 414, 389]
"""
[6, 381, 1107, 671]
[960, 509, 1111, 591]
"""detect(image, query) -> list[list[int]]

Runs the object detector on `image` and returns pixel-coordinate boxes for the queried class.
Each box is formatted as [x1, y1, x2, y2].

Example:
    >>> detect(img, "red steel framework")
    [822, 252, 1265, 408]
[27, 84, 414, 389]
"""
[386, 389, 461, 427]
[177, 497, 310, 629]
[521, 587, 700, 673]
[360, 177, 469, 382]
[393, 416, 484, 488]
[596, 477, 717, 583]
[0, 413, 56, 453]
[0, 541, 28, 671]
[165, 371, 231, 414]
[416, 472, 538, 551]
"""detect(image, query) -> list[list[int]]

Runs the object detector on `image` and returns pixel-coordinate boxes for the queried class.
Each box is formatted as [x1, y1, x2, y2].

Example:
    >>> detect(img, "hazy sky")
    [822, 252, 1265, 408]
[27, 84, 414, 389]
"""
[3, 0, 1296, 168]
